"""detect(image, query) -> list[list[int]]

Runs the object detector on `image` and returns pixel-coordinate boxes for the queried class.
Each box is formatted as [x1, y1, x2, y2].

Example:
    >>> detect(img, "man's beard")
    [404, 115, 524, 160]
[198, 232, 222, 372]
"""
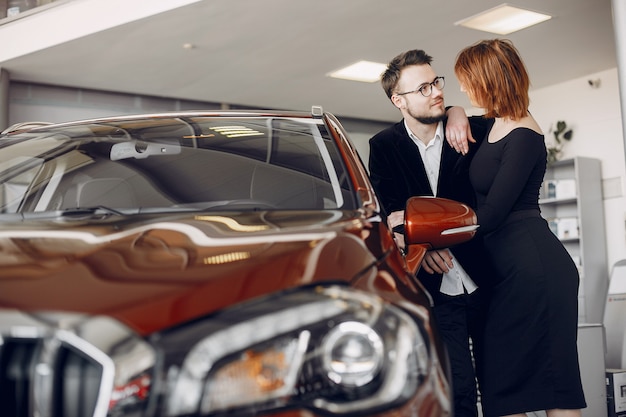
[415, 114, 447, 124]
[408, 108, 447, 125]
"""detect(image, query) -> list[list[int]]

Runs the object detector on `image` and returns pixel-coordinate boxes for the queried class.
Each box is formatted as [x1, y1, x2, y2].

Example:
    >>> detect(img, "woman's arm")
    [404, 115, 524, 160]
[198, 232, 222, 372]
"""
[476, 132, 545, 233]
[445, 106, 475, 154]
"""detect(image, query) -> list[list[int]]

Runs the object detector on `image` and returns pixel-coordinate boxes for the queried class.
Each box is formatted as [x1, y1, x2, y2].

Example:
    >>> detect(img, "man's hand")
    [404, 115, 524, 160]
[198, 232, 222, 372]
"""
[421, 249, 454, 274]
[387, 210, 405, 250]
[445, 106, 474, 155]
[387, 210, 404, 230]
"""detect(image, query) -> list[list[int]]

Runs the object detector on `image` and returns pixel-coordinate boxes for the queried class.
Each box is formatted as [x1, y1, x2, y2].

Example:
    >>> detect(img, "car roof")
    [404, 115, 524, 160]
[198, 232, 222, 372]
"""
[1, 106, 326, 135]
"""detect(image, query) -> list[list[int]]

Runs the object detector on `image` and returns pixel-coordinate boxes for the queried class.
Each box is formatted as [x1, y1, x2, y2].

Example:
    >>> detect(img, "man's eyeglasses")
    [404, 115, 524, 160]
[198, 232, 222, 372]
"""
[396, 76, 445, 97]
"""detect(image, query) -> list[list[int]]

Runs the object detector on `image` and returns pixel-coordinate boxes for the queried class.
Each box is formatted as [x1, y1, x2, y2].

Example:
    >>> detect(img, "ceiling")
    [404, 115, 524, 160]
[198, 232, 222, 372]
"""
[0, 0, 619, 123]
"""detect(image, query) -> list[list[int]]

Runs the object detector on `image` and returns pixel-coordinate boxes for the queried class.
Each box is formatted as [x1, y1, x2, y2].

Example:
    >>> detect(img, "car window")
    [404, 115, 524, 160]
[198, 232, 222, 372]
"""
[0, 116, 358, 215]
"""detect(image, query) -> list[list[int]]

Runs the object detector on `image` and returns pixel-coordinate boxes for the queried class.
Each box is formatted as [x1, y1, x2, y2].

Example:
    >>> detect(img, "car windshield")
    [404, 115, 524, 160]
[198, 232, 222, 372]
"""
[0, 115, 358, 216]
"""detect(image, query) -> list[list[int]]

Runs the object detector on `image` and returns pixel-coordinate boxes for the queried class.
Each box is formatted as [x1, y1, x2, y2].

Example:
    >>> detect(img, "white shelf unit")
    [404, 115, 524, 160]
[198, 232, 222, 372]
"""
[539, 157, 608, 324]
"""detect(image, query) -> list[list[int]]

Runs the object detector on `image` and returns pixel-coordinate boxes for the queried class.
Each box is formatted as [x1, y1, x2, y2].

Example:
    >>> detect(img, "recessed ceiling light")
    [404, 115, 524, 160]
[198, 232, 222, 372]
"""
[327, 60, 387, 83]
[455, 4, 551, 35]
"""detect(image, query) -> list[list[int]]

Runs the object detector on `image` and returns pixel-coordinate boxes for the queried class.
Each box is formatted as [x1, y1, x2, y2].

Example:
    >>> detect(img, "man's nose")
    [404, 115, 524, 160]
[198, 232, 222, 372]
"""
[432, 86, 444, 98]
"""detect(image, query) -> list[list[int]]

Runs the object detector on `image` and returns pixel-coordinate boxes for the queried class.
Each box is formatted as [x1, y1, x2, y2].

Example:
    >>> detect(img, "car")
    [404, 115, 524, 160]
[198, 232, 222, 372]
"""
[0, 107, 478, 417]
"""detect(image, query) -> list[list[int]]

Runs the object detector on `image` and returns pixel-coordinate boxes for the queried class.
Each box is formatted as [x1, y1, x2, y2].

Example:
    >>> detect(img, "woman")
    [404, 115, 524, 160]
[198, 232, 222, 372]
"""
[453, 39, 586, 417]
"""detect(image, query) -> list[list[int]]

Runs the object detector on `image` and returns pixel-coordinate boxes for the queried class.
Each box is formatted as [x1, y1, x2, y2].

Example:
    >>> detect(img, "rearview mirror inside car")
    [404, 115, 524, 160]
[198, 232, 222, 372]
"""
[111, 140, 180, 161]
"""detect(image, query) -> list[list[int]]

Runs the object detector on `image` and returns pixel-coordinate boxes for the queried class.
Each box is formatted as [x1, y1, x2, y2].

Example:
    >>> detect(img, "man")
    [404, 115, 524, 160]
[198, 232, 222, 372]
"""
[368, 49, 493, 417]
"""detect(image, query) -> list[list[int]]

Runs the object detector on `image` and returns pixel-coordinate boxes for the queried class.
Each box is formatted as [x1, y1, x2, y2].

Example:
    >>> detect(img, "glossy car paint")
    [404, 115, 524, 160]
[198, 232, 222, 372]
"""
[0, 211, 390, 334]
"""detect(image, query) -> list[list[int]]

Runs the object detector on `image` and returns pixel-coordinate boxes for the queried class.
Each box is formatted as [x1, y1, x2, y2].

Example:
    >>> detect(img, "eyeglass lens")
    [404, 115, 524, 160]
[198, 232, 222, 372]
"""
[421, 77, 445, 96]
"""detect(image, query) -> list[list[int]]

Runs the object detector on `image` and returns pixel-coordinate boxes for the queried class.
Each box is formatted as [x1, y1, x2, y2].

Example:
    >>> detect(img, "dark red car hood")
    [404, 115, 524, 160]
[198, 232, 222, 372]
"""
[0, 210, 380, 335]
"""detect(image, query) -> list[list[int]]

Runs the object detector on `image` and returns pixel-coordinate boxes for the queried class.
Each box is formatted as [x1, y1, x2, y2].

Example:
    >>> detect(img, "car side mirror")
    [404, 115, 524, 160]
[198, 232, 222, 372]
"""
[404, 196, 478, 249]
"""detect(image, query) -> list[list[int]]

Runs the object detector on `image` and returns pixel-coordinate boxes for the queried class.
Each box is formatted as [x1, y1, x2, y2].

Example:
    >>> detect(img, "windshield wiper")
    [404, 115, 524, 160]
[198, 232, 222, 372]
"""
[60, 206, 126, 217]
[0, 206, 128, 222]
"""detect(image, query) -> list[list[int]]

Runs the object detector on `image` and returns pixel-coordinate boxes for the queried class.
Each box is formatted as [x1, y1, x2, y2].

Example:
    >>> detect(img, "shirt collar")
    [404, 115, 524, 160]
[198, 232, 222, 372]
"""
[403, 120, 443, 148]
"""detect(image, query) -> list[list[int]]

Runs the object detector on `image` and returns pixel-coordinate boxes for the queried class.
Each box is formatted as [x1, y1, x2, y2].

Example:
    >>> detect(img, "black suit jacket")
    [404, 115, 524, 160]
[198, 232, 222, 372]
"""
[368, 117, 494, 300]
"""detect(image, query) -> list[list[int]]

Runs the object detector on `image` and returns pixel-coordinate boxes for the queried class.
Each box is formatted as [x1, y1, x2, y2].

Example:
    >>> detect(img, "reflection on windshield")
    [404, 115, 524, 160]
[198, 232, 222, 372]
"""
[0, 117, 357, 215]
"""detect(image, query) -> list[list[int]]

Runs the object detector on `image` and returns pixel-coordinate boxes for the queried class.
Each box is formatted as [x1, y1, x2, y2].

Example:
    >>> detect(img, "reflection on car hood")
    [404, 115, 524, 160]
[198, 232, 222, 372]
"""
[0, 210, 378, 335]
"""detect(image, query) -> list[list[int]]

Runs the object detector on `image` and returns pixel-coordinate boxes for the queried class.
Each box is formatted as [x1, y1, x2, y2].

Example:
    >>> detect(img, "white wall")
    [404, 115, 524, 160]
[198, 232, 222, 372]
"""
[529, 68, 626, 271]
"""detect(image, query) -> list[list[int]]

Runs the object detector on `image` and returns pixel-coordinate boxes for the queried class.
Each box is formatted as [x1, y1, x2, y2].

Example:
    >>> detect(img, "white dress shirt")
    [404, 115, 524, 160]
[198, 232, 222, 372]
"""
[404, 120, 478, 296]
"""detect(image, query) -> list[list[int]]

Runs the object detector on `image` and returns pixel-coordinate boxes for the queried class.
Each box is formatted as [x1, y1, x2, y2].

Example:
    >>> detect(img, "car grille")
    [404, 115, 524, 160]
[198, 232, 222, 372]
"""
[0, 329, 114, 417]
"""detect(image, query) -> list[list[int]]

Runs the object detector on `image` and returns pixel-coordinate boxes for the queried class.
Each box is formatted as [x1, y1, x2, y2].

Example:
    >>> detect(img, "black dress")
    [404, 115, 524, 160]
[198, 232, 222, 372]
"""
[470, 123, 587, 416]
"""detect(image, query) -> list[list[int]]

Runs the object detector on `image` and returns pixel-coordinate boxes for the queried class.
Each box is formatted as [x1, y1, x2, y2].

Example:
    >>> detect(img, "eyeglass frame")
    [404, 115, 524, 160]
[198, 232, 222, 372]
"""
[395, 76, 445, 97]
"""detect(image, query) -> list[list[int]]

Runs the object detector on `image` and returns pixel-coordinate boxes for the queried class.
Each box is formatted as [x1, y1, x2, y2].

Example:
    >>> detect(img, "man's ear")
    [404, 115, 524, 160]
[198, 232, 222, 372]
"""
[391, 95, 404, 110]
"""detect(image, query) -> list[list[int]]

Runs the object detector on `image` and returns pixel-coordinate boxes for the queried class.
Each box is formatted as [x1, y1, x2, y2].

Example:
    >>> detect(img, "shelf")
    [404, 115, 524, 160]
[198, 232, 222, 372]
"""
[540, 156, 608, 324]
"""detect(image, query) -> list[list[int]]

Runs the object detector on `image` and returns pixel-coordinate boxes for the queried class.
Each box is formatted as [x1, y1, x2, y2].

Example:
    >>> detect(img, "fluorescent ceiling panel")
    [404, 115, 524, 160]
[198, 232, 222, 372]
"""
[328, 60, 387, 83]
[455, 4, 551, 35]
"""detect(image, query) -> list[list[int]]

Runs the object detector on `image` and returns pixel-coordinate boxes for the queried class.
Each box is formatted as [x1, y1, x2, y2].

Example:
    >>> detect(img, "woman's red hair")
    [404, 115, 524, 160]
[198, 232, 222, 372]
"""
[454, 39, 530, 119]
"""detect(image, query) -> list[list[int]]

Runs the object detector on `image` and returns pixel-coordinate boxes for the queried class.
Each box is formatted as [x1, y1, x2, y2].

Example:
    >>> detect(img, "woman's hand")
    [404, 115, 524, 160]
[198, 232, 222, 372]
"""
[446, 106, 475, 155]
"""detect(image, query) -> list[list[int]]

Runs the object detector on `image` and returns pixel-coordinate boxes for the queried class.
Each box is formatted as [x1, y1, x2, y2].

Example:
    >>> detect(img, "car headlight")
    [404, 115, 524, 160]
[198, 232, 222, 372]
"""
[160, 284, 431, 416]
[322, 321, 383, 387]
